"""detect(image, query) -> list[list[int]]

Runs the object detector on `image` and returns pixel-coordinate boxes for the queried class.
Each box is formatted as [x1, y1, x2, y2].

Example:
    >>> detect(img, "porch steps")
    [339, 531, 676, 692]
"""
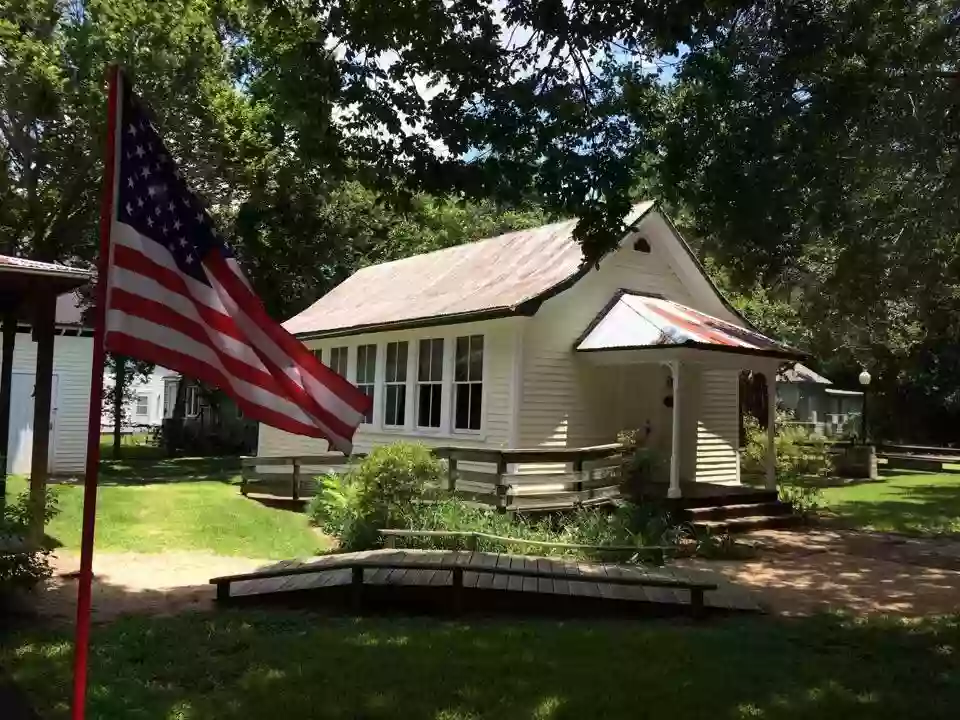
[676, 491, 800, 533]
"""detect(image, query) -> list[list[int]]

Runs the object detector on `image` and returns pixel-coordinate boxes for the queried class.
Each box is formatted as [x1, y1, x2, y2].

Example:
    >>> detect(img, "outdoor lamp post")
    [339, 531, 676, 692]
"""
[858, 369, 872, 443]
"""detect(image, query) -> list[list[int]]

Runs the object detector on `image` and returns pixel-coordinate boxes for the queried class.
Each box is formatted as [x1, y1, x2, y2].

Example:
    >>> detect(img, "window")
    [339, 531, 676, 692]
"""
[417, 338, 444, 428]
[312, 348, 323, 364]
[454, 335, 484, 431]
[383, 341, 408, 427]
[185, 385, 200, 417]
[135, 394, 149, 417]
[356, 344, 376, 424]
[329, 346, 348, 377]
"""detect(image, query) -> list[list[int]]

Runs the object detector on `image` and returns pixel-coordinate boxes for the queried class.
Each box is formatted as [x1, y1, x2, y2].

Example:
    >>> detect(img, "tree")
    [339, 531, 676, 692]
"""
[102, 354, 154, 457]
[657, 0, 959, 442]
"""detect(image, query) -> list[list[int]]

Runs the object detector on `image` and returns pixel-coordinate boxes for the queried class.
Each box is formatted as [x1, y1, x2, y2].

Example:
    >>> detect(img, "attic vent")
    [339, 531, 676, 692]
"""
[633, 237, 651, 253]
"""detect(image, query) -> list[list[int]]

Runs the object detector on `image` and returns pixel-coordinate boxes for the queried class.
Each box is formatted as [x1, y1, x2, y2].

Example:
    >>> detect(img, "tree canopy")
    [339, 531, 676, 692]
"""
[2, 0, 958, 441]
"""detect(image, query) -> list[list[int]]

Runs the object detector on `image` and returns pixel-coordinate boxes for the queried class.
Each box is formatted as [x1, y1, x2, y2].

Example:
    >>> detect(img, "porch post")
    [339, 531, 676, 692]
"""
[0, 313, 15, 509]
[29, 295, 57, 545]
[668, 361, 682, 499]
[765, 372, 777, 490]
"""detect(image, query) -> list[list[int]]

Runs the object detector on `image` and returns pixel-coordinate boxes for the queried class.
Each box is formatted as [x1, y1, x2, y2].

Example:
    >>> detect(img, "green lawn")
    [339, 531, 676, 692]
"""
[4, 611, 960, 719]
[821, 472, 960, 536]
[5, 457, 328, 558]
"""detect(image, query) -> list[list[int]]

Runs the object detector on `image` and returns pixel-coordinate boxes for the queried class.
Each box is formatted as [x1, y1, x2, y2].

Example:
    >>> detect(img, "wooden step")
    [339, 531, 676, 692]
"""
[695, 514, 802, 534]
[686, 501, 793, 522]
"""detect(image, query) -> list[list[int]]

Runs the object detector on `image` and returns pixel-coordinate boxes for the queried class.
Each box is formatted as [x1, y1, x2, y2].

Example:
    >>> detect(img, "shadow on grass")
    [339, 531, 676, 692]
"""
[3, 594, 960, 720]
[90, 456, 242, 486]
[828, 481, 960, 536]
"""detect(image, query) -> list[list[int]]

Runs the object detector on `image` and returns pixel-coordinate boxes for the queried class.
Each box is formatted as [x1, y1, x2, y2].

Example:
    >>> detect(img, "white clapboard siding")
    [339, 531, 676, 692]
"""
[257, 318, 516, 459]
[517, 230, 694, 455]
[12, 333, 94, 474]
[696, 368, 740, 483]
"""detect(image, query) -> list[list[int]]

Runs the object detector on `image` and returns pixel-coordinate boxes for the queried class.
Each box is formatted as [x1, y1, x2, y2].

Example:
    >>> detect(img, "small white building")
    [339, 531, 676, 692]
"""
[7, 292, 93, 476]
[102, 366, 170, 430]
[258, 202, 802, 496]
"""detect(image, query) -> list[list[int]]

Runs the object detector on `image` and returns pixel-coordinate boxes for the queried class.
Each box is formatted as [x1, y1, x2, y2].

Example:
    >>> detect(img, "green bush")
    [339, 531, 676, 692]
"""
[742, 411, 830, 481]
[616, 428, 662, 499]
[779, 482, 824, 521]
[1, 489, 59, 596]
[307, 442, 444, 550]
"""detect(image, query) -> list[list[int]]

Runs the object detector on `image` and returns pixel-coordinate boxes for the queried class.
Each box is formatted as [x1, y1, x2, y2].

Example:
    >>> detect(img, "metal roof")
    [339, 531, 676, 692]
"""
[778, 362, 832, 384]
[0, 254, 91, 279]
[576, 292, 802, 358]
[284, 202, 656, 337]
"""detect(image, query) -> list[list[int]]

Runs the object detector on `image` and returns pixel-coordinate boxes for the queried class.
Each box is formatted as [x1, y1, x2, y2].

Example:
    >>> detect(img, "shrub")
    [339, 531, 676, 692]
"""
[1, 489, 59, 596]
[741, 411, 830, 481]
[307, 442, 444, 550]
[779, 482, 824, 521]
[616, 428, 662, 499]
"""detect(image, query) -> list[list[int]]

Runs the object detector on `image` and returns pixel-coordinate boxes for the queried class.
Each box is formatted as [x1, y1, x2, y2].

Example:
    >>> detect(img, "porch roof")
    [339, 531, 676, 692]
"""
[575, 291, 803, 360]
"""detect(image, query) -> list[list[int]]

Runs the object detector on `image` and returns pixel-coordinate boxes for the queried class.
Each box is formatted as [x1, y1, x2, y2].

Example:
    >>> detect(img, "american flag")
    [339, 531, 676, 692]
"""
[104, 75, 371, 453]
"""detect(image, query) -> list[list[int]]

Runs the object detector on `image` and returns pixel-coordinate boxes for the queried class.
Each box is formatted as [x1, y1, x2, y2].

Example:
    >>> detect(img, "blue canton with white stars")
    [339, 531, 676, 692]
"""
[117, 84, 232, 285]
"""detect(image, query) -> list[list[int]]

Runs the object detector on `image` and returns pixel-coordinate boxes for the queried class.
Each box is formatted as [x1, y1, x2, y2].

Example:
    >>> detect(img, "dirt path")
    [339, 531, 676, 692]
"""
[32, 551, 273, 622]
[682, 528, 960, 617]
[23, 527, 960, 622]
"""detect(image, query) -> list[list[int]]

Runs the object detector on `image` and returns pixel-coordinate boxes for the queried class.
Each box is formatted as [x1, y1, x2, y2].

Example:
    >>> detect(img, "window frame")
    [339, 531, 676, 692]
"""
[185, 385, 200, 418]
[134, 393, 150, 418]
[452, 334, 484, 433]
[355, 343, 377, 425]
[383, 340, 409, 429]
[415, 337, 445, 430]
[329, 346, 348, 377]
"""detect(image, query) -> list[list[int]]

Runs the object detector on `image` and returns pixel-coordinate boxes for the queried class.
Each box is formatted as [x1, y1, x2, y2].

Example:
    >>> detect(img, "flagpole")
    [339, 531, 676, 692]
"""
[71, 63, 121, 720]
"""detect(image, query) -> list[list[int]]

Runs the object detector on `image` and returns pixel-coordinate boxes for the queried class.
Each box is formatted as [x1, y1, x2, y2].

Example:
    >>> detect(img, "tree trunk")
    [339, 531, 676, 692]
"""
[113, 357, 126, 459]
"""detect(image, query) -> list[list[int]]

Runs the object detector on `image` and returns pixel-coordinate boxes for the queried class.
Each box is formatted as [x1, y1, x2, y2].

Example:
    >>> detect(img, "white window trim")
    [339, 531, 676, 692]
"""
[354, 344, 378, 426]
[185, 385, 200, 418]
[318, 328, 489, 440]
[451, 334, 485, 436]
[135, 394, 150, 417]
[382, 340, 409, 431]
[415, 337, 446, 432]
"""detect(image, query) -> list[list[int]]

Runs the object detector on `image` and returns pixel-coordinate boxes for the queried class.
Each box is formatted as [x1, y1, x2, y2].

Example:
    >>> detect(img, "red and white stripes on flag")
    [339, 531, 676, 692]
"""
[103, 72, 371, 453]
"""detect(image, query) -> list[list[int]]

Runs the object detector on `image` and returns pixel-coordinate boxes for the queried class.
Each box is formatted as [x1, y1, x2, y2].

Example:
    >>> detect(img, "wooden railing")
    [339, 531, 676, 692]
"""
[240, 444, 627, 510]
[433, 443, 626, 512]
[240, 454, 361, 501]
[379, 529, 669, 565]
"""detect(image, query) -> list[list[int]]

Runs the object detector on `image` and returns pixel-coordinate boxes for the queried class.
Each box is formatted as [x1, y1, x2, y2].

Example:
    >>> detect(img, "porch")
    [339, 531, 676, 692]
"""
[572, 292, 804, 499]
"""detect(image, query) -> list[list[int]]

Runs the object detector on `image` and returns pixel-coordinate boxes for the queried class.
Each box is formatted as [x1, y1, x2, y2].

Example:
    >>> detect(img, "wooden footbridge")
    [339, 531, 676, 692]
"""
[210, 548, 762, 619]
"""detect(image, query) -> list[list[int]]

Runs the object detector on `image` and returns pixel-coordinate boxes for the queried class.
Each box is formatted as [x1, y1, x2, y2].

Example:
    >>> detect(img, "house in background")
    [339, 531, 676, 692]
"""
[4, 285, 93, 477]
[102, 366, 169, 431]
[259, 202, 803, 497]
[777, 362, 863, 437]
[162, 373, 257, 453]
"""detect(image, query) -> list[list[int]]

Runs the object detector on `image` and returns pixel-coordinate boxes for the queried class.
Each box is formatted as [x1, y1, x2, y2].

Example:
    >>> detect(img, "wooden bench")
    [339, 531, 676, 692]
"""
[379, 528, 672, 566]
[240, 454, 363, 501]
[210, 552, 717, 618]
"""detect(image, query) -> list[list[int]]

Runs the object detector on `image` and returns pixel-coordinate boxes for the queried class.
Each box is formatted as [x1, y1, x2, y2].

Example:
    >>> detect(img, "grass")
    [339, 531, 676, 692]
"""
[821, 472, 960, 536]
[3, 611, 960, 719]
[5, 456, 328, 558]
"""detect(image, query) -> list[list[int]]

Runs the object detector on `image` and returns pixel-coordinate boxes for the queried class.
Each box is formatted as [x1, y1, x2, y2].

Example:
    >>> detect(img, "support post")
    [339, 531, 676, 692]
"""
[447, 455, 458, 492]
[29, 295, 57, 545]
[291, 457, 300, 502]
[0, 313, 16, 510]
[765, 373, 777, 490]
[495, 453, 508, 513]
[668, 361, 682, 499]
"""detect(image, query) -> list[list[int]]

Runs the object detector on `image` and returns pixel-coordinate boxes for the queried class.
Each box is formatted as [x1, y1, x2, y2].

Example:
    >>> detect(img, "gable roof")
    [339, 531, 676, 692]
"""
[284, 201, 730, 338]
[778, 362, 831, 384]
[576, 291, 803, 359]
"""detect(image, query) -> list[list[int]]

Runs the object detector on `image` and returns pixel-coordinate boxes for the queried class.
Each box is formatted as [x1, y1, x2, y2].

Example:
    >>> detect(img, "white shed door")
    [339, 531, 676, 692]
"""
[5, 372, 59, 476]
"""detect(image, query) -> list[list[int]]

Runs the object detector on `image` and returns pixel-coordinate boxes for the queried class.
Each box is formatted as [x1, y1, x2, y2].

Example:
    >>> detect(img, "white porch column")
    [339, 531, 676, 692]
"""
[668, 361, 682, 499]
[765, 373, 777, 490]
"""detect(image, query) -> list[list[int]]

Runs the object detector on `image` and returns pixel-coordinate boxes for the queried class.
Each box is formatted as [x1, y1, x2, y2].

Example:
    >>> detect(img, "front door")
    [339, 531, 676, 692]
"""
[5, 372, 59, 476]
